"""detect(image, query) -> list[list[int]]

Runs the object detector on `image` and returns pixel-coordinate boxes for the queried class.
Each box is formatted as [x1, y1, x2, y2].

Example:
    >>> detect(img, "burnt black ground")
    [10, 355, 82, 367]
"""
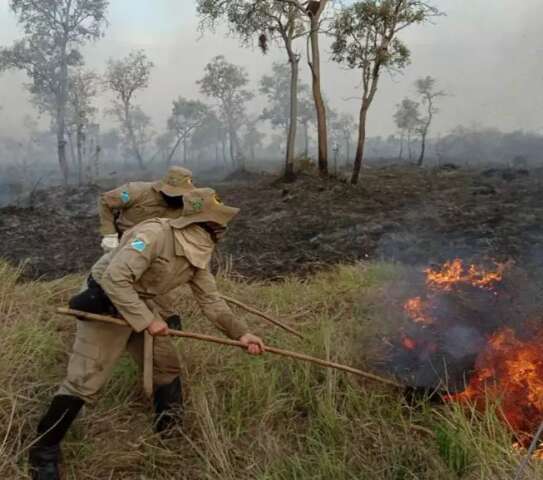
[1, 165, 542, 280]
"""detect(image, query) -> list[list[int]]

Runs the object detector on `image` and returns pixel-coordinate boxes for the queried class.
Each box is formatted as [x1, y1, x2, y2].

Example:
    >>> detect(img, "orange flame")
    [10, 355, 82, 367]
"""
[403, 297, 433, 325]
[399, 258, 543, 443]
[425, 259, 504, 292]
[451, 327, 543, 439]
[513, 443, 543, 460]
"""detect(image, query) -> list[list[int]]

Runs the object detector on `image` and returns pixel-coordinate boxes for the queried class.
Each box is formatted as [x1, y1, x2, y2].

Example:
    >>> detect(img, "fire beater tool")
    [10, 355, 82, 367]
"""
[56, 307, 403, 389]
[220, 294, 305, 339]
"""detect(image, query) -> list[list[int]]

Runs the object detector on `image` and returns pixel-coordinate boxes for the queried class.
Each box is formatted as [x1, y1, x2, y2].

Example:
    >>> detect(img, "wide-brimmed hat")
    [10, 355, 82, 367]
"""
[153, 166, 194, 197]
[170, 188, 239, 230]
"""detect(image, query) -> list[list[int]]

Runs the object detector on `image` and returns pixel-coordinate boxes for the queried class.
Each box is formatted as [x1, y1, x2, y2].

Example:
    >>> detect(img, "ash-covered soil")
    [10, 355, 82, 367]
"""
[1, 166, 542, 280]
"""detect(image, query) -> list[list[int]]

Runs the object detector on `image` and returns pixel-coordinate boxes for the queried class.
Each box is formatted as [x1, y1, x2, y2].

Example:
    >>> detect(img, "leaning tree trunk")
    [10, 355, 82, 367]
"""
[183, 136, 188, 164]
[351, 101, 370, 185]
[418, 114, 432, 166]
[418, 95, 435, 166]
[166, 136, 183, 165]
[309, 12, 328, 177]
[418, 127, 428, 166]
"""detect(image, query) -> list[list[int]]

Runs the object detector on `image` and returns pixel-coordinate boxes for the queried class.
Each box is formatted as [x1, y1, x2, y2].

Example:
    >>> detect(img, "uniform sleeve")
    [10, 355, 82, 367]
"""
[98, 183, 136, 236]
[99, 227, 162, 332]
[189, 268, 249, 340]
[147, 290, 178, 321]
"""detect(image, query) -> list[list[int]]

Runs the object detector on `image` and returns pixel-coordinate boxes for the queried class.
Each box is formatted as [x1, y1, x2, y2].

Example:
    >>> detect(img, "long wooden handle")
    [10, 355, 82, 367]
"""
[56, 308, 404, 389]
[220, 295, 305, 340]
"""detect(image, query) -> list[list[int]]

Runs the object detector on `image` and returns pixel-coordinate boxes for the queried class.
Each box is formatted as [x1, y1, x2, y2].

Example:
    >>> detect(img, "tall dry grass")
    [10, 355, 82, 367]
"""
[0, 260, 540, 479]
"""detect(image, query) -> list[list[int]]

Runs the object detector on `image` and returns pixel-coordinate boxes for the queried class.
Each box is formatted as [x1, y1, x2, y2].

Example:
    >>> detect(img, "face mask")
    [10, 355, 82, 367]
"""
[161, 193, 184, 209]
[199, 223, 227, 243]
[211, 225, 227, 241]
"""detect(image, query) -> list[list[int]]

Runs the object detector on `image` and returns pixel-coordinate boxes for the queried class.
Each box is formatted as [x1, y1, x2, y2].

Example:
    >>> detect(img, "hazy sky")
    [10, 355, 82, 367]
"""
[0, 0, 542, 140]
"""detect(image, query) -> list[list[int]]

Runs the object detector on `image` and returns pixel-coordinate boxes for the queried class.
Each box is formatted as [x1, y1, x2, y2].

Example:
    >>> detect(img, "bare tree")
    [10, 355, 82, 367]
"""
[260, 63, 293, 133]
[332, 0, 440, 184]
[166, 97, 210, 165]
[26, 66, 98, 185]
[197, 55, 253, 171]
[415, 76, 445, 166]
[0, 0, 108, 185]
[305, 0, 332, 177]
[394, 98, 422, 162]
[265, 0, 334, 176]
[104, 50, 154, 169]
[124, 105, 154, 166]
[191, 111, 227, 166]
[331, 113, 355, 165]
[65, 69, 99, 184]
[198, 0, 305, 181]
[297, 91, 316, 158]
[259, 62, 313, 165]
[243, 121, 266, 165]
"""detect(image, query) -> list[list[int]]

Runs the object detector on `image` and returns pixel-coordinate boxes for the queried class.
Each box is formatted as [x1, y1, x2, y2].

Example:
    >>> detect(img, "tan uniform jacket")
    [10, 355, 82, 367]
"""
[99, 182, 184, 236]
[92, 219, 248, 340]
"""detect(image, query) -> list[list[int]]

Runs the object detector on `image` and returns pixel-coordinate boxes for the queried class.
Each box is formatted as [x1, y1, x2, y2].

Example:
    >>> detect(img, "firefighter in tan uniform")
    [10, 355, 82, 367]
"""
[99, 165, 195, 250]
[29, 188, 265, 480]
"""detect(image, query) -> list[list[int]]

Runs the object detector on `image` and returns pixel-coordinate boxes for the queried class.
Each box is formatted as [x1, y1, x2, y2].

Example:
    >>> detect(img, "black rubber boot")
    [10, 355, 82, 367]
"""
[153, 377, 183, 435]
[29, 395, 85, 480]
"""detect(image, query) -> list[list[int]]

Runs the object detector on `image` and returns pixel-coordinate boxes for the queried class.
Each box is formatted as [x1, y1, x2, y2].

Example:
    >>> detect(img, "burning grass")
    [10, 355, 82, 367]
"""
[451, 326, 543, 446]
[0, 260, 541, 479]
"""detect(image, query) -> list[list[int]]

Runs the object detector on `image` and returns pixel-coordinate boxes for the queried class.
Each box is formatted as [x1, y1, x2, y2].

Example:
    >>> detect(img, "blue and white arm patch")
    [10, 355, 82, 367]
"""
[131, 239, 146, 253]
[120, 191, 130, 204]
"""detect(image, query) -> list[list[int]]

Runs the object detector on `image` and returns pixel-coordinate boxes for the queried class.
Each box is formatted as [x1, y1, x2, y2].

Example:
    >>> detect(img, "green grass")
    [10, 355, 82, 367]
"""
[0, 259, 540, 479]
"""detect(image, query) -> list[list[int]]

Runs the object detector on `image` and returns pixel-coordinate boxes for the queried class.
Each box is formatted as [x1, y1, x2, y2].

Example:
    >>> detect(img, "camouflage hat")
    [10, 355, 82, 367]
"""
[170, 188, 239, 230]
[153, 166, 194, 197]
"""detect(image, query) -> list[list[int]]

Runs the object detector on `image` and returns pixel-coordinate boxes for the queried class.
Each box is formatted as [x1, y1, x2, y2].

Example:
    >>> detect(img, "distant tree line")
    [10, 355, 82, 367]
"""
[0, 0, 449, 187]
[5, 1, 535, 186]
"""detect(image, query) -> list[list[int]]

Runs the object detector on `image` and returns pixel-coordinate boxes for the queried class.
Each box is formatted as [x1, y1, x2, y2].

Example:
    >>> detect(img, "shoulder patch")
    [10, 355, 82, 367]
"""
[131, 239, 146, 253]
[121, 191, 130, 204]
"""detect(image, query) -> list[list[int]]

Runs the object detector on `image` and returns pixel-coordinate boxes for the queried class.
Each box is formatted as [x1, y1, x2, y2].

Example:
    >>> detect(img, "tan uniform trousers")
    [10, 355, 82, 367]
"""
[58, 319, 181, 404]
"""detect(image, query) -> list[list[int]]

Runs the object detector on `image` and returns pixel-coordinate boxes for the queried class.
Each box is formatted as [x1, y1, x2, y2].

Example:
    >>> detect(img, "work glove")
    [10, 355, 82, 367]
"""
[101, 234, 119, 252]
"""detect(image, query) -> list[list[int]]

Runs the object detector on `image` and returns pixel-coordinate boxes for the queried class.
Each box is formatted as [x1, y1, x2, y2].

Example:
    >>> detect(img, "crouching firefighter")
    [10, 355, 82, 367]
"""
[99, 165, 195, 251]
[29, 188, 265, 480]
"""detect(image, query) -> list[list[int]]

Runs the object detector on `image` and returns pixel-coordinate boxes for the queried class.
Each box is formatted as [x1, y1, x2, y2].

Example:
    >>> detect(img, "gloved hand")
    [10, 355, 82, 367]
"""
[101, 234, 119, 251]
